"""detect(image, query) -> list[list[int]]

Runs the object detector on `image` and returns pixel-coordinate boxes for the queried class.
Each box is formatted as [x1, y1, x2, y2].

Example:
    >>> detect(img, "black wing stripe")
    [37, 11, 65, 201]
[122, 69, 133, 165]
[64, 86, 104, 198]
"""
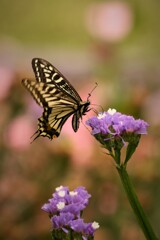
[45, 108, 74, 132]
[32, 58, 82, 102]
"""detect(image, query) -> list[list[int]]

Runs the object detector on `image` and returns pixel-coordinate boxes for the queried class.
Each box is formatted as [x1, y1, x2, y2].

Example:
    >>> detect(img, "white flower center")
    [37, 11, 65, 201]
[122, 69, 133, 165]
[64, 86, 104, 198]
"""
[92, 221, 100, 229]
[107, 108, 116, 115]
[97, 112, 106, 119]
[58, 190, 66, 197]
[55, 186, 64, 191]
[69, 191, 78, 196]
[56, 201, 65, 210]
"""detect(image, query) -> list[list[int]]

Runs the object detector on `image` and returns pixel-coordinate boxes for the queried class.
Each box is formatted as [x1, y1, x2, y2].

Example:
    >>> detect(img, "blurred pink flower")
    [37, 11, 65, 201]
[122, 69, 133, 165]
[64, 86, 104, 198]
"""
[64, 116, 94, 166]
[0, 67, 14, 100]
[25, 96, 43, 118]
[63, 87, 96, 167]
[86, 1, 133, 42]
[4, 115, 35, 150]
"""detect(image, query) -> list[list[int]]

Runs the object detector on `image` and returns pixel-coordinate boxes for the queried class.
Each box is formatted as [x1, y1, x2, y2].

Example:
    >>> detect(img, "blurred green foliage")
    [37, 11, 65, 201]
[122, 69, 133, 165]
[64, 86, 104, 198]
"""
[0, 0, 92, 46]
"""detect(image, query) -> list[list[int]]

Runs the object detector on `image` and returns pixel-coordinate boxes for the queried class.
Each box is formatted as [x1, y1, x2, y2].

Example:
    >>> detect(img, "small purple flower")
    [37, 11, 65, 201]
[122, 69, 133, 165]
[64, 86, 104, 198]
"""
[67, 186, 91, 206]
[70, 219, 88, 233]
[70, 219, 99, 240]
[42, 186, 99, 239]
[51, 212, 74, 229]
[70, 219, 99, 234]
[53, 186, 69, 200]
[62, 202, 86, 216]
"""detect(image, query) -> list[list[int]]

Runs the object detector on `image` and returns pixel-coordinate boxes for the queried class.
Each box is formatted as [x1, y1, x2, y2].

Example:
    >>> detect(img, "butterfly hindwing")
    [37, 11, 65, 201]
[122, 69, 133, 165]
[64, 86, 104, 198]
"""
[22, 58, 90, 140]
[34, 107, 74, 140]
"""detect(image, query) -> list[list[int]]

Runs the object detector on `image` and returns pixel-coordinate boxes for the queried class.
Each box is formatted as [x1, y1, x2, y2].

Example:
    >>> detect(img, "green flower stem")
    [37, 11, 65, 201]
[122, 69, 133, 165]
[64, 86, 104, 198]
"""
[116, 164, 158, 240]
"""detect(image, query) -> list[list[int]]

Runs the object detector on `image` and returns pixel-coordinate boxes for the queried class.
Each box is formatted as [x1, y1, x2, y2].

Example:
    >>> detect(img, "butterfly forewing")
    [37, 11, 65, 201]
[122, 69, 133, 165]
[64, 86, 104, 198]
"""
[22, 58, 90, 140]
[22, 79, 78, 108]
[32, 58, 82, 102]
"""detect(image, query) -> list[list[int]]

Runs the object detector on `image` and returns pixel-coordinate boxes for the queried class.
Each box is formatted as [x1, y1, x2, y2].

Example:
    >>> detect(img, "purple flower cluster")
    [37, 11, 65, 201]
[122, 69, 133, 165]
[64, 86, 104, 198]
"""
[86, 109, 149, 163]
[42, 186, 99, 240]
[86, 108, 149, 139]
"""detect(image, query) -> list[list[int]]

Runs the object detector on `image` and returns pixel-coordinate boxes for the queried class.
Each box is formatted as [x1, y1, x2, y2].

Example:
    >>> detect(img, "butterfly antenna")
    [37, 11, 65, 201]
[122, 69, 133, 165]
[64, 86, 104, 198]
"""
[87, 82, 98, 101]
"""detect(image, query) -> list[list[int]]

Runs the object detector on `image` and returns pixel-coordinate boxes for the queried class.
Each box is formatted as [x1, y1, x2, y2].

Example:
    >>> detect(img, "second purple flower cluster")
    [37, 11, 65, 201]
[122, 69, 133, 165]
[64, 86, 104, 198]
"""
[42, 186, 99, 240]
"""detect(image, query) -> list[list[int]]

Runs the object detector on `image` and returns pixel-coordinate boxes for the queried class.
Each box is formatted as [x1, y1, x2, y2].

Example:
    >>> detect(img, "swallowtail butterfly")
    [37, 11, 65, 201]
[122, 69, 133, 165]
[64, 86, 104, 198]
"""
[22, 58, 91, 141]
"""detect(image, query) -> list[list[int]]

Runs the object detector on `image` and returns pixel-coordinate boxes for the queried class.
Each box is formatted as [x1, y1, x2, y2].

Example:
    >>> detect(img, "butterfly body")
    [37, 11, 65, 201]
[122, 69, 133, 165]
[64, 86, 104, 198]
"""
[22, 58, 90, 141]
